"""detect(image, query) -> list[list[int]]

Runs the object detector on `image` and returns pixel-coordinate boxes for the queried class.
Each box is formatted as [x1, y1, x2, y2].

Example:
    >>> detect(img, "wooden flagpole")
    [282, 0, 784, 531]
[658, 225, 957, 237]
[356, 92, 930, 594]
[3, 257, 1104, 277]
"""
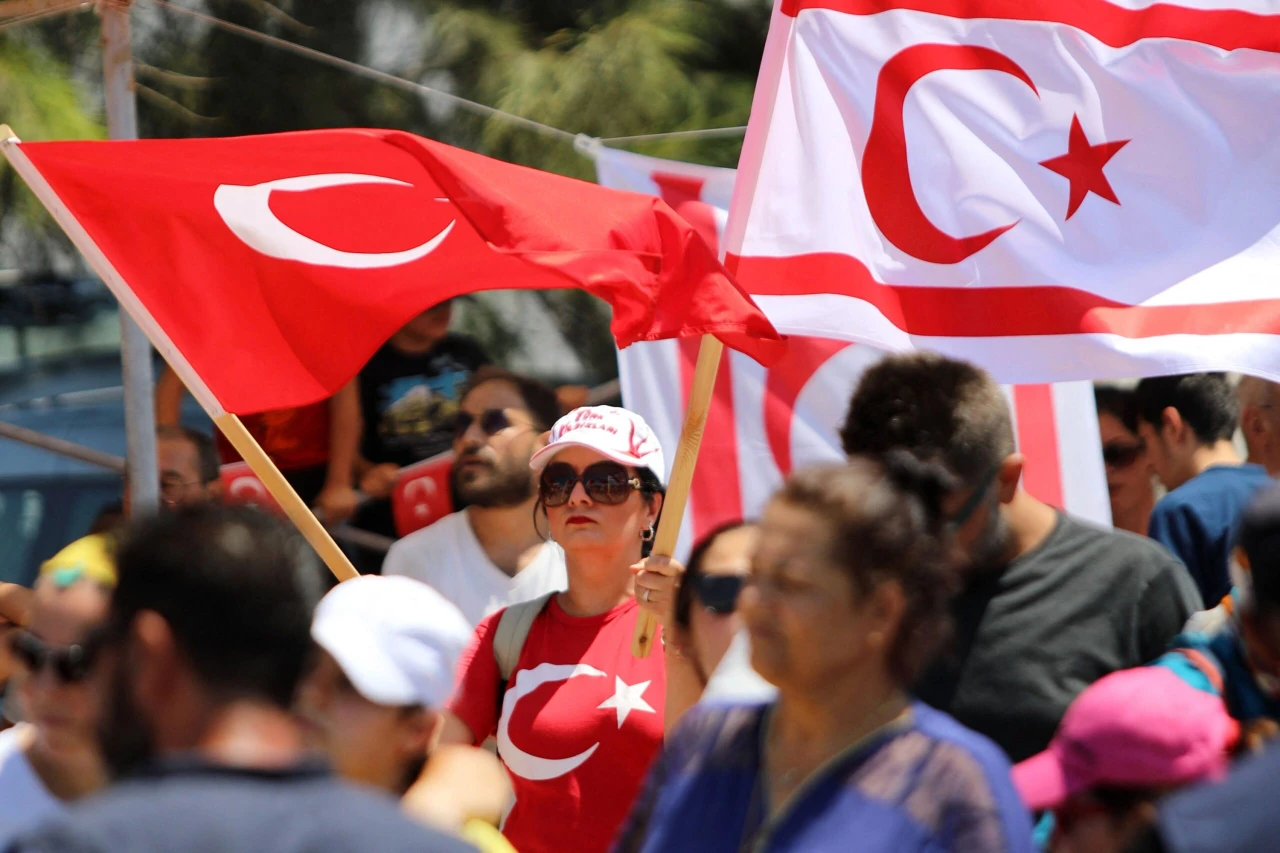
[0, 124, 359, 583]
[213, 413, 358, 581]
[631, 333, 723, 657]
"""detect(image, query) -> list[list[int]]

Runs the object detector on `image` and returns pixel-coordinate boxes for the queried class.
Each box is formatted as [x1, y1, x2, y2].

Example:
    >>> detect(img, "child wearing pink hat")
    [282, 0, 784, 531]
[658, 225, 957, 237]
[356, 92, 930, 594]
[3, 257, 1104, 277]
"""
[1013, 667, 1238, 853]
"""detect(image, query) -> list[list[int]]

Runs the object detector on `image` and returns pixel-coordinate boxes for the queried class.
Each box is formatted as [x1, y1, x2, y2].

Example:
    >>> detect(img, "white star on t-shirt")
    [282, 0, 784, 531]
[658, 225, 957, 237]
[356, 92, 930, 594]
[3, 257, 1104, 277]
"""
[596, 676, 655, 728]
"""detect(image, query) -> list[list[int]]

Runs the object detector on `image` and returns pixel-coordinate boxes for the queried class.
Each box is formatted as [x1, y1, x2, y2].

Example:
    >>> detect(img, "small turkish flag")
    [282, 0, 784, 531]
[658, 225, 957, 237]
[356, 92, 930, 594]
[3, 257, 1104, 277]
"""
[391, 453, 454, 537]
[5, 129, 782, 415]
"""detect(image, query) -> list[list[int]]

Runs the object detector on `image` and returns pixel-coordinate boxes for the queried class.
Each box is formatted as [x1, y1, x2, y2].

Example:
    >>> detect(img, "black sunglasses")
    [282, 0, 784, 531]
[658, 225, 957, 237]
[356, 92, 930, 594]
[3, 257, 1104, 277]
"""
[9, 630, 102, 684]
[1102, 441, 1145, 469]
[540, 461, 642, 508]
[694, 574, 746, 615]
[454, 409, 527, 441]
[947, 464, 1001, 529]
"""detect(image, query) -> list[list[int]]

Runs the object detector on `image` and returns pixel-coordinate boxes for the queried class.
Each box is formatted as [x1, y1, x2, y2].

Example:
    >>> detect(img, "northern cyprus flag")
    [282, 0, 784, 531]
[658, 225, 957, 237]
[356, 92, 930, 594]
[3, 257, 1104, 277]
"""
[726, 0, 1280, 382]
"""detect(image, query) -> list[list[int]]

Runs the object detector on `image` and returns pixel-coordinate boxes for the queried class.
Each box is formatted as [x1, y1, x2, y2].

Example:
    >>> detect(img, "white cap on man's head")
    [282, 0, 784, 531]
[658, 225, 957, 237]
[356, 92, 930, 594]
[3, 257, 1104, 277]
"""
[310, 575, 471, 709]
[529, 405, 666, 486]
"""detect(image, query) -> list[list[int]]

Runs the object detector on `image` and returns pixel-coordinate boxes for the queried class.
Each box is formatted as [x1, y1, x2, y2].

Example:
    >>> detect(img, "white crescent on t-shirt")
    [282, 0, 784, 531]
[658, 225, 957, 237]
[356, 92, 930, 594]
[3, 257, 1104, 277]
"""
[383, 509, 568, 627]
[0, 724, 64, 847]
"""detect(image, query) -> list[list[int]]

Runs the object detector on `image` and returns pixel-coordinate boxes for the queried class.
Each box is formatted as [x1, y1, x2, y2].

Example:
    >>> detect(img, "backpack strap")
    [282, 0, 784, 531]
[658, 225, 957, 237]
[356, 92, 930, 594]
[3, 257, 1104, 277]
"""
[492, 592, 557, 715]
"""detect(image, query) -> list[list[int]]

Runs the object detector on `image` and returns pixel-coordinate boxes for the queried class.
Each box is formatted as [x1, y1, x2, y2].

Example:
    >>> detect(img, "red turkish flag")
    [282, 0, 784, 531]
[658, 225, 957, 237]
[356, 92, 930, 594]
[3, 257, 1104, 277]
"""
[5, 128, 782, 415]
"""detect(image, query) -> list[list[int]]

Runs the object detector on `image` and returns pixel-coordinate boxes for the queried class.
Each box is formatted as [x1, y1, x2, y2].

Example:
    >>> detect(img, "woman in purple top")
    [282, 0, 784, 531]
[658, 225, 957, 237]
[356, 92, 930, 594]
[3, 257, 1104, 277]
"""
[614, 455, 1034, 853]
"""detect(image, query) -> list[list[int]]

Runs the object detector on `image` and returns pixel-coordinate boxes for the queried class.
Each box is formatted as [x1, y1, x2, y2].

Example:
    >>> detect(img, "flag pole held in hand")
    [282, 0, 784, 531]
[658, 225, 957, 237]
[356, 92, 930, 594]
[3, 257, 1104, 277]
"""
[0, 125, 359, 583]
[632, 334, 724, 658]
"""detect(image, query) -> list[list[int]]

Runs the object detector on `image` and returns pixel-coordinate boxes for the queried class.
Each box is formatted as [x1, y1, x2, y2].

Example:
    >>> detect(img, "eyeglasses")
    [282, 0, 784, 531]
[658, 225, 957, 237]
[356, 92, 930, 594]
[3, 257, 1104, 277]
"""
[453, 409, 530, 441]
[9, 630, 102, 684]
[159, 474, 202, 505]
[540, 461, 642, 508]
[947, 464, 1001, 529]
[1102, 441, 1145, 469]
[694, 574, 747, 614]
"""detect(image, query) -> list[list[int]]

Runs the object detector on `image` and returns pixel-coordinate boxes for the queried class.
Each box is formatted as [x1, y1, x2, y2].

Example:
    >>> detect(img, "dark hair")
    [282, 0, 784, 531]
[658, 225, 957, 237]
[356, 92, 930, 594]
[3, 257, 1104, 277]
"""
[533, 465, 666, 557]
[1087, 786, 1163, 819]
[674, 520, 752, 631]
[1239, 485, 1280, 615]
[461, 366, 562, 432]
[112, 505, 324, 708]
[777, 451, 959, 684]
[1095, 385, 1140, 435]
[840, 352, 1015, 484]
[1134, 373, 1238, 444]
[397, 706, 429, 795]
[156, 425, 221, 484]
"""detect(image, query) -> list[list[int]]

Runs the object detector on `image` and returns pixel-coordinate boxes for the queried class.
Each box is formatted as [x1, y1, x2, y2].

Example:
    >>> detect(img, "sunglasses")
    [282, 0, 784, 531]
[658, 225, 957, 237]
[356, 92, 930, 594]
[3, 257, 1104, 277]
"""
[1102, 441, 1145, 469]
[540, 461, 642, 508]
[947, 464, 1001, 528]
[453, 409, 529, 441]
[694, 574, 746, 615]
[9, 630, 101, 684]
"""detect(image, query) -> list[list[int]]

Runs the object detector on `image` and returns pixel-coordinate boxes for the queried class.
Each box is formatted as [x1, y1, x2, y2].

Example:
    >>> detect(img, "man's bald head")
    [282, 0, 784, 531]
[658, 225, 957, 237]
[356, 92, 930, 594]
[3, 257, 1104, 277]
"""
[1238, 376, 1280, 476]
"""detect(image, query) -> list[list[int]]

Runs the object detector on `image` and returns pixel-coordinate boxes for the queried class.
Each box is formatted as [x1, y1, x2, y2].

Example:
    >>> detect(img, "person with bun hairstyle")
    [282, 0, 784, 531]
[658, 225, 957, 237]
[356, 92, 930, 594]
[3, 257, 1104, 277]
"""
[443, 406, 692, 853]
[615, 455, 1034, 853]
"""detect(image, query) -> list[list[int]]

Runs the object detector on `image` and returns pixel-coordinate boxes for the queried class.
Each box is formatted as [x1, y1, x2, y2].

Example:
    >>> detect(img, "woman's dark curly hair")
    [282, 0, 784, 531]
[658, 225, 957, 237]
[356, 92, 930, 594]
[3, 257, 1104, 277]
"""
[776, 450, 961, 685]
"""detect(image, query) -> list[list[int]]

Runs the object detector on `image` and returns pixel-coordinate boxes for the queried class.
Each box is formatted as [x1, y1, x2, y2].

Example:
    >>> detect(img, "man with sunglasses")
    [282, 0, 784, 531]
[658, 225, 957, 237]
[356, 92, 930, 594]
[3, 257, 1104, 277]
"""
[0, 539, 114, 846]
[384, 367, 568, 625]
[1096, 385, 1157, 536]
[841, 353, 1201, 763]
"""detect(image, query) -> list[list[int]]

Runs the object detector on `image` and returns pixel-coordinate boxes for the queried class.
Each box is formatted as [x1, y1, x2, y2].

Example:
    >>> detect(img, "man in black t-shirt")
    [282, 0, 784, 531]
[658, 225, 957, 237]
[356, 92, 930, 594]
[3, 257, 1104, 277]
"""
[840, 353, 1202, 763]
[5, 506, 473, 853]
[316, 301, 489, 552]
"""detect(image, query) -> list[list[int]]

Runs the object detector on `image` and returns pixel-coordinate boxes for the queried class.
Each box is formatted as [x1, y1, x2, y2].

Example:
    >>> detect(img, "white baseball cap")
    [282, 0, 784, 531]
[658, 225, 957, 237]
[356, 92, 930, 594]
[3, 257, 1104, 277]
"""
[310, 575, 472, 709]
[529, 405, 666, 486]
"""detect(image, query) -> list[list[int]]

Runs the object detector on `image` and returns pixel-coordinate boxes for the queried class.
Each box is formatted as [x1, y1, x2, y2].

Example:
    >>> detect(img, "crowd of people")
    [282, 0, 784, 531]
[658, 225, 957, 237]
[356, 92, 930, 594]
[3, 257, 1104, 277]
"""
[5, 323, 1280, 850]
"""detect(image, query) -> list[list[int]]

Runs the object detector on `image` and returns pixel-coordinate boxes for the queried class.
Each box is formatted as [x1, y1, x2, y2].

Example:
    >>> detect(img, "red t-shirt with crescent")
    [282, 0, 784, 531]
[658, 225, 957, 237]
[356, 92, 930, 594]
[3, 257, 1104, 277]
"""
[449, 597, 666, 853]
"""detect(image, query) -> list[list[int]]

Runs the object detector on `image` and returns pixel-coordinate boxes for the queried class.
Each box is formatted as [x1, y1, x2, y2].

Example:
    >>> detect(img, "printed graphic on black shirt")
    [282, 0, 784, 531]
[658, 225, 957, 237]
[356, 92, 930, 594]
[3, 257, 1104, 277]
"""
[359, 334, 489, 467]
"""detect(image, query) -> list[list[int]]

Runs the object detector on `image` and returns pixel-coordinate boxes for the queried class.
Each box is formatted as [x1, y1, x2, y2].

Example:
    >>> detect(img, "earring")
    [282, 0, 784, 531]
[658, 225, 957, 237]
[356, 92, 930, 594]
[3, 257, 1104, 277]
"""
[641, 524, 655, 542]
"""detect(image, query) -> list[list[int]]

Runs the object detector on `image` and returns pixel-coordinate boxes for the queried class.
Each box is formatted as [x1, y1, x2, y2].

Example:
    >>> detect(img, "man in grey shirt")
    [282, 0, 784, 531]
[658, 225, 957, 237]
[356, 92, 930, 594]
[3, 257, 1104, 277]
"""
[841, 353, 1202, 762]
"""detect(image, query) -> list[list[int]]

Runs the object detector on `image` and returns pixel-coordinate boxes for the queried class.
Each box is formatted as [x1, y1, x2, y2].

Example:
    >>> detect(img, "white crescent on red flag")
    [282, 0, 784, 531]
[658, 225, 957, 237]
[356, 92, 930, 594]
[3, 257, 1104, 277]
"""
[0, 128, 782, 416]
[593, 146, 1110, 556]
[726, 0, 1280, 383]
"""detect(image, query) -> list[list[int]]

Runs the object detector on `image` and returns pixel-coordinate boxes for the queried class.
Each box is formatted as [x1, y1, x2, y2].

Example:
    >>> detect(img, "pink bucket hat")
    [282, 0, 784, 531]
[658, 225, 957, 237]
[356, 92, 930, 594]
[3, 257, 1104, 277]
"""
[1013, 667, 1239, 811]
[529, 405, 666, 486]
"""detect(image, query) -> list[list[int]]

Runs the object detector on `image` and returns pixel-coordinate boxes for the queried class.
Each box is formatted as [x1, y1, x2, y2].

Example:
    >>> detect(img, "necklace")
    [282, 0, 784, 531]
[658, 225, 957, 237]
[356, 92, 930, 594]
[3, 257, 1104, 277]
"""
[764, 692, 909, 799]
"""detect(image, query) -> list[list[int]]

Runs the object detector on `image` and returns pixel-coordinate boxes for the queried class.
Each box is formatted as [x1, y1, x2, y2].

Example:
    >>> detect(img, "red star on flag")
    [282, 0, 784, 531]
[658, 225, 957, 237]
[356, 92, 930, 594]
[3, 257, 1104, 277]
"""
[1039, 115, 1130, 220]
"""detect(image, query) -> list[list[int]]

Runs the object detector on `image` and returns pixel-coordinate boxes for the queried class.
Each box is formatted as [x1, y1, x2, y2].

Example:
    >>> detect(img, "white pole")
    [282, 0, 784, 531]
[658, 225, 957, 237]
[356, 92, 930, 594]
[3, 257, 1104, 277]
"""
[101, 1, 159, 514]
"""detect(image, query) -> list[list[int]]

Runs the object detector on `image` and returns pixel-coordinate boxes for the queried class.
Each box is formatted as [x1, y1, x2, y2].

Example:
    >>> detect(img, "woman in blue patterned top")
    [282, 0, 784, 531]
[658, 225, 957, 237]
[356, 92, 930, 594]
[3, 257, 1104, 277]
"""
[614, 454, 1034, 853]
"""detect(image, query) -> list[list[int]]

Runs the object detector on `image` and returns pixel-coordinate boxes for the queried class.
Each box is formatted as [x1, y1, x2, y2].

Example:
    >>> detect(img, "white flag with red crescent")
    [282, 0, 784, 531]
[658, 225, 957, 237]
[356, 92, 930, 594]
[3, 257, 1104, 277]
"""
[723, 0, 1280, 383]
[592, 146, 1110, 557]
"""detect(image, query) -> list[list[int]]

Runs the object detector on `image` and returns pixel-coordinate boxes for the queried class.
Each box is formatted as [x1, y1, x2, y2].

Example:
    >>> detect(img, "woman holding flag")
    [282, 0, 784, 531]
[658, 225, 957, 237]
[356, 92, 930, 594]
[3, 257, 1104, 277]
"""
[443, 405, 695, 853]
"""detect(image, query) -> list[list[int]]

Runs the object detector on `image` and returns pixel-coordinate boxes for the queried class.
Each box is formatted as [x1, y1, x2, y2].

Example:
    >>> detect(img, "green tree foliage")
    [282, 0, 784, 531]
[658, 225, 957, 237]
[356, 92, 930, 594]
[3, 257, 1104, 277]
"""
[0, 29, 104, 267]
[422, 0, 765, 177]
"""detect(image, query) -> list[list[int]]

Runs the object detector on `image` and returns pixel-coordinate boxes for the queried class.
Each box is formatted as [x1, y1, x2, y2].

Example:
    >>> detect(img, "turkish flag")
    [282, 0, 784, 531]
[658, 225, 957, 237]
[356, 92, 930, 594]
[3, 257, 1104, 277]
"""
[391, 452, 455, 537]
[727, 0, 1280, 383]
[4, 129, 782, 415]
[593, 146, 1111, 556]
